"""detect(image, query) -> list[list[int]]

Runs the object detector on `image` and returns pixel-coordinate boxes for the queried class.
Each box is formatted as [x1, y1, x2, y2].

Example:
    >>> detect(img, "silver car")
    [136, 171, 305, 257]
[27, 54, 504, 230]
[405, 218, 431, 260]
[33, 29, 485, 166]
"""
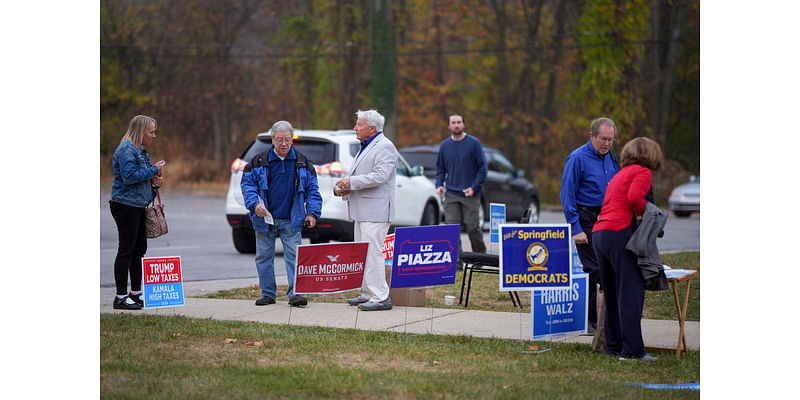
[226, 129, 443, 253]
[669, 175, 700, 217]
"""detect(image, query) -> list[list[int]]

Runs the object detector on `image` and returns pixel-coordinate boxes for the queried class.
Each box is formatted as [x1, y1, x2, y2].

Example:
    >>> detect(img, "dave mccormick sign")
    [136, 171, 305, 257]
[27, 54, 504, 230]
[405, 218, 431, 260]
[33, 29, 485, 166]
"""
[499, 224, 572, 291]
[294, 242, 369, 295]
[390, 224, 460, 288]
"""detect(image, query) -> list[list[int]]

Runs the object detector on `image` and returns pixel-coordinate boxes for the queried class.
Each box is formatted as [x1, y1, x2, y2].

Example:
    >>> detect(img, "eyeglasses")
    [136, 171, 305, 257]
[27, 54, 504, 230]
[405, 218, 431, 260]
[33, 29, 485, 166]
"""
[596, 137, 614, 143]
[273, 138, 293, 144]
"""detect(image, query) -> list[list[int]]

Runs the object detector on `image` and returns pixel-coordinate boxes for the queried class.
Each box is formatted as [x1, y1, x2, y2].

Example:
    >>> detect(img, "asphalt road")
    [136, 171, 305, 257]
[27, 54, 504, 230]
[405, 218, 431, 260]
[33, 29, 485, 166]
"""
[100, 190, 700, 287]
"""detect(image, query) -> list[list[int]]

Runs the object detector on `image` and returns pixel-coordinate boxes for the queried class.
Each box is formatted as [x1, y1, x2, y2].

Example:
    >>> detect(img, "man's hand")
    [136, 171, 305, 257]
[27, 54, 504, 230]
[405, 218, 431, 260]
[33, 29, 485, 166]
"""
[334, 177, 351, 196]
[255, 203, 268, 217]
[573, 232, 588, 244]
[436, 186, 445, 195]
[463, 187, 475, 197]
[304, 215, 317, 229]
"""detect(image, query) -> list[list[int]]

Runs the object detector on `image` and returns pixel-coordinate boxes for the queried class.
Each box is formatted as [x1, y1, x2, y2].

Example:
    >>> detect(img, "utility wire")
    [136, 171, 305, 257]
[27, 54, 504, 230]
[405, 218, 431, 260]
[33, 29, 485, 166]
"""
[101, 37, 687, 60]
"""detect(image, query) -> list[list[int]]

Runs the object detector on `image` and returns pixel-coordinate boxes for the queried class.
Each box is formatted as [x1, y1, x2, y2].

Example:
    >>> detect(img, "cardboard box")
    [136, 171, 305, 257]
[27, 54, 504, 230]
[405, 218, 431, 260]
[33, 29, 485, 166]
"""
[385, 264, 426, 307]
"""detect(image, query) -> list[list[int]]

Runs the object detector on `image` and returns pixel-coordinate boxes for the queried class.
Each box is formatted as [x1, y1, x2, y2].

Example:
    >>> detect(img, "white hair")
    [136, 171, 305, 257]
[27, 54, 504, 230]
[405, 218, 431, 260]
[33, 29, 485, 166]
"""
[355, 109, 385, 132]
[271, 120, 294, 134]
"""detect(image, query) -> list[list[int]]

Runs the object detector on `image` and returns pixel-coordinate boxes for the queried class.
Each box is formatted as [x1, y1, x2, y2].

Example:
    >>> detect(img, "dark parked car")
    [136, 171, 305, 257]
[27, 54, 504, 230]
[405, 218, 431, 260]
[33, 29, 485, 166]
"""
[399, 144, 540, 226]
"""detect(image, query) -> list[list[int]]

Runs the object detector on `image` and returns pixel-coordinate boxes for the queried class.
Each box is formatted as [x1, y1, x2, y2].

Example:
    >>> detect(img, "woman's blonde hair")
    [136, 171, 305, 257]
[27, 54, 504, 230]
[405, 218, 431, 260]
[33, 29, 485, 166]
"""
[620, 137, 663, 171]
[121, 115, 157, 148]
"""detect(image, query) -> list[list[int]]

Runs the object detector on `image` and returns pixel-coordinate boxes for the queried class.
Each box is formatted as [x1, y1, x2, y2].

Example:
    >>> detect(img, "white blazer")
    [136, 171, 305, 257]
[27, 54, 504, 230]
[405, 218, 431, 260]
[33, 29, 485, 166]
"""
[347, 133, 397, 223]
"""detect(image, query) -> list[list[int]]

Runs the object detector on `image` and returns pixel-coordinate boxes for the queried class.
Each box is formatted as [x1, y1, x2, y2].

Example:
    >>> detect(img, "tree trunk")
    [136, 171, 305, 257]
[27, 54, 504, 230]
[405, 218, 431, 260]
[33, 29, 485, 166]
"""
[370, 0, 397, 140]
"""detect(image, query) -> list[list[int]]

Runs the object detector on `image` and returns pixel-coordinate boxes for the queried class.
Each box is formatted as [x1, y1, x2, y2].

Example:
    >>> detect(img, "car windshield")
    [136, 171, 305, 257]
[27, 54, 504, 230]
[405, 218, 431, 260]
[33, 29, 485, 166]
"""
[241, 138, 338, 165]
[400, 151, 437, 170]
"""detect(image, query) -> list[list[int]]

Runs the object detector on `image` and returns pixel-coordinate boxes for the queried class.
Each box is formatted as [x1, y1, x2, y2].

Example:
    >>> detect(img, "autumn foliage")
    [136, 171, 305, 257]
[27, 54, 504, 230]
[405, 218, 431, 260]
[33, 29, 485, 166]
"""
[101, 0, 699, 204]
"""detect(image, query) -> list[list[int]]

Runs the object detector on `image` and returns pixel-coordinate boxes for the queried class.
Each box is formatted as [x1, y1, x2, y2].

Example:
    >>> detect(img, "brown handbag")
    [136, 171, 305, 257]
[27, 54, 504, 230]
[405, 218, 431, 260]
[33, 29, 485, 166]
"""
[145, 189, 168, 238]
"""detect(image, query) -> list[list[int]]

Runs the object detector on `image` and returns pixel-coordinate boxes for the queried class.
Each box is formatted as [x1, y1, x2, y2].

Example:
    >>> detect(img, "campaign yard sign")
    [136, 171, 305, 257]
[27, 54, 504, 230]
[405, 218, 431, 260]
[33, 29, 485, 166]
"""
[489, 203, 506, 244]
[294, 242, 369, 295]
[531, 273, 588, 340]
[571, 237, 584, 275]
[499, 224, 572, 291]
[390, 224, 460, 288]
[142, 256, 185, 308]
[382, 233, 395, 262]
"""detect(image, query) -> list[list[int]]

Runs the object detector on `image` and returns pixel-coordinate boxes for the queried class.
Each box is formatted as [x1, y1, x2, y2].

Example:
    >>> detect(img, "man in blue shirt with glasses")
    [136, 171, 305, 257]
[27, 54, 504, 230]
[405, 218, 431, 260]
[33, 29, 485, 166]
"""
[560, 117, 619, 334]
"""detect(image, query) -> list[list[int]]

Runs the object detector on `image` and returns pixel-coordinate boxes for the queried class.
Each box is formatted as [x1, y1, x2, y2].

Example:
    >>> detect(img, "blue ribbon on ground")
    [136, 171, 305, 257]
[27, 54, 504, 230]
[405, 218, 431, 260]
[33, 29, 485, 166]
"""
[625, 382, 699, 391]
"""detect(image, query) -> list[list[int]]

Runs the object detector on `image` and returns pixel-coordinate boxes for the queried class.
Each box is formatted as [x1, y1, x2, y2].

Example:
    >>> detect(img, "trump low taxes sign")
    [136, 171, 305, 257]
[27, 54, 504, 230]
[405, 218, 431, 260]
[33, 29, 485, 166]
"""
[499, 224, 571, 291]
[294, 242, 369, 295]
[142, 256, 185, 308]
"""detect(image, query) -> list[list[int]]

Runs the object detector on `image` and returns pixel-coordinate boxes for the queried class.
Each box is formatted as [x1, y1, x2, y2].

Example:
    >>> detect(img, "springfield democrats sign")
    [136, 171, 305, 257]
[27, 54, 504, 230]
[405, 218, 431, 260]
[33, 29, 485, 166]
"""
[499, 224, 572, 291]
[294, 242, 369, 295]
[390, 224, 460, 288]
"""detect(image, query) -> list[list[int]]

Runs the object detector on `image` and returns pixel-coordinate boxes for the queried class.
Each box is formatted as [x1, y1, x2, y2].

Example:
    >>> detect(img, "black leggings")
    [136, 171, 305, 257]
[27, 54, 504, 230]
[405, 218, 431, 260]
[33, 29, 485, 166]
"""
[110, 201, 147, 295]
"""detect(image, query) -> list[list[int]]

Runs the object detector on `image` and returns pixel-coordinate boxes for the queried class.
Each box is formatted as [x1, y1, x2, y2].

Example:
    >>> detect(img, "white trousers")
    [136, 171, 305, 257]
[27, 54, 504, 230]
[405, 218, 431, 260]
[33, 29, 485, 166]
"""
[353, 221, 391, 303]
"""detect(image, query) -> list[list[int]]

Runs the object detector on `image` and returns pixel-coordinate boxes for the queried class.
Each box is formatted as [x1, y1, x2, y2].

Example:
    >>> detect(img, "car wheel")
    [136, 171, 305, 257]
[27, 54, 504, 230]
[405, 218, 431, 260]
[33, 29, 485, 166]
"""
[420, 201, 439, 226]
[674, 210, 691, 218]
[232, 228, 256, 254]
[310, 236, 330, 244]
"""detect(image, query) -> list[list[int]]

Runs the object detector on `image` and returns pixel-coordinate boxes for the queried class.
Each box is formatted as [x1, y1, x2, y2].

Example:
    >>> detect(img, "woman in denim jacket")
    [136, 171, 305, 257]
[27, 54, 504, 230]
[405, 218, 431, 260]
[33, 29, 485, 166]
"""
[109, 115, 166, 310]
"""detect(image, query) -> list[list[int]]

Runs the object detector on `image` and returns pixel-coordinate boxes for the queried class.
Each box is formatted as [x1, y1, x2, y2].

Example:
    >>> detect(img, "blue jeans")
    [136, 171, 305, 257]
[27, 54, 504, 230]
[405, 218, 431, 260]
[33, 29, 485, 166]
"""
[255, 219, 301, 299]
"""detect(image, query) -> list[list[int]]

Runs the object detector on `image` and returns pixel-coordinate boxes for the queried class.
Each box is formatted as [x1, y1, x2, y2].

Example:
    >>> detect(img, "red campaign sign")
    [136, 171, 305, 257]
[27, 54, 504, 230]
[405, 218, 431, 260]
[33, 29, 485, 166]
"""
[294, 242, 369, 295]
[381, 233, 395, 261]
[142, 256, 182, 285]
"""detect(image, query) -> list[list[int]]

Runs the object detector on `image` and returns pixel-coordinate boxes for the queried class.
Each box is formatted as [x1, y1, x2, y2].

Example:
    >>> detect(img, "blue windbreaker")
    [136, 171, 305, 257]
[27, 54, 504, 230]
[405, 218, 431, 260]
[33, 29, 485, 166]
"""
[240, 146, 322, 233]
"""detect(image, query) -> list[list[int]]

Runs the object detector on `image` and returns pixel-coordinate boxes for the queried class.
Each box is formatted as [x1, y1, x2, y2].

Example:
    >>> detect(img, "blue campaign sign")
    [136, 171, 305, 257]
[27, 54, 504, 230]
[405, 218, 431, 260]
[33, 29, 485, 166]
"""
[571, 237, 584, 275]
[489, 203, 506, 243]
[531, 273, 588, 340]
[391, 224, 460, 288]
[499, 224, 572, 291]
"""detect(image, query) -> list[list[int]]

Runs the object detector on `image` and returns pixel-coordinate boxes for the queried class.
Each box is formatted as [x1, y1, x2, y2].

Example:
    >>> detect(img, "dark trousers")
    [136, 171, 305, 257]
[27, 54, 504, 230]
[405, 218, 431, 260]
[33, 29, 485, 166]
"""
[110, 201, 147, 296]
[576, 206, 602, 328]
[593, 227, 646, 358]
[444, 194, 486, 255]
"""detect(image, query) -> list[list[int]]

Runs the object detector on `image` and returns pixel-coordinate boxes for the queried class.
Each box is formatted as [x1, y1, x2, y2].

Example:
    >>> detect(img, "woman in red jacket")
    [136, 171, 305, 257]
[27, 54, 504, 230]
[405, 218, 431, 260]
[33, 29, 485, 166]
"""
[592, 137, 663, 362]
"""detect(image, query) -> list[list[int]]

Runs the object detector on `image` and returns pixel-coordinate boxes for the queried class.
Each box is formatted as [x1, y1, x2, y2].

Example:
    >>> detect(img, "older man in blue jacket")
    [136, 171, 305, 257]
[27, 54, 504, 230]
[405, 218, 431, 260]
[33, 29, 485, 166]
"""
[241, 120, 322, 307]
[560, 117, 619, 333]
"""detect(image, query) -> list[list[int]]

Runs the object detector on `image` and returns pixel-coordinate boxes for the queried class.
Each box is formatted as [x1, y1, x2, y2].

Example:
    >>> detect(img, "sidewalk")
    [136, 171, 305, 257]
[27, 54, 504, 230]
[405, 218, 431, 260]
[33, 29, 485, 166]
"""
[100, 278, 699, 351]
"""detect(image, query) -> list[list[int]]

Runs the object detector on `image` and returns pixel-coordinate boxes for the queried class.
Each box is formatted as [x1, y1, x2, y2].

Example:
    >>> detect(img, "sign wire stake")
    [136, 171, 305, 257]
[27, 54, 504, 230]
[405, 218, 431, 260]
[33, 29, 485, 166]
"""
[521, 314, 553, 354]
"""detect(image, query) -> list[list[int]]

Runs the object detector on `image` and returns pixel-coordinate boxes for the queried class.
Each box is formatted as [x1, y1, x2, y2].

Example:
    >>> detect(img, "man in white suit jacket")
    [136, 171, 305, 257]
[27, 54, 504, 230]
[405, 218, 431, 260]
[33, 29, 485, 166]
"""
[334, 109, 397, 311]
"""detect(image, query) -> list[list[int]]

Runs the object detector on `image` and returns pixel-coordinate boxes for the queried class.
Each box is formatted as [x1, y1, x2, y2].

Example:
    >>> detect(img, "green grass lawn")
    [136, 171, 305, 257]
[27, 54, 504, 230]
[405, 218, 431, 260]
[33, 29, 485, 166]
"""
[199, 252, 700, 322]
[101, 313, 700, 399]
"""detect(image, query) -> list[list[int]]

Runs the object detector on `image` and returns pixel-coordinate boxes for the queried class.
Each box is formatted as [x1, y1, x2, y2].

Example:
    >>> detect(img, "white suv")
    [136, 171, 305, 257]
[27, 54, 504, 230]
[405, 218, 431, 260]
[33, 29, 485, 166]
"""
[226, 129, 443, 253]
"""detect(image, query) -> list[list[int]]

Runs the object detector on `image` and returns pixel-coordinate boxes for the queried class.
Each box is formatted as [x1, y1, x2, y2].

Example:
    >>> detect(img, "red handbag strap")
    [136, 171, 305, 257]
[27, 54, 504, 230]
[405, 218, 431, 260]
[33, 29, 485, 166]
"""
[153, 189, 162, 206]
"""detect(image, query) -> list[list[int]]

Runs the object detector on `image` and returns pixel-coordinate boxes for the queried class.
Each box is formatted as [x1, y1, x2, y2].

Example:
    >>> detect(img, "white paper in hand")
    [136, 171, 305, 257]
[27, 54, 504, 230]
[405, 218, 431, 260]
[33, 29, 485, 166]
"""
[257, 196, 274, 225]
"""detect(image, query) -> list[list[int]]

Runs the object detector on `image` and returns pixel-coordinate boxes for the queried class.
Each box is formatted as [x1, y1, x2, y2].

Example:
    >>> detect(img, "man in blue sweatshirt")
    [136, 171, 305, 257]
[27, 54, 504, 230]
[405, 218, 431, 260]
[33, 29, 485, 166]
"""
[435, 114, 488, 258]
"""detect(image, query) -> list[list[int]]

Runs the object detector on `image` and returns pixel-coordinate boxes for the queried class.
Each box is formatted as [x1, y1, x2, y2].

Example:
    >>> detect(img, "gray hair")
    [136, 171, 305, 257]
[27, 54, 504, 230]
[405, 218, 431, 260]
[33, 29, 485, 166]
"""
[121, 115, 157, 148]
[355, 109, 385, 132]
[271, 120, 294, 134]
[590, 117, 616, 136]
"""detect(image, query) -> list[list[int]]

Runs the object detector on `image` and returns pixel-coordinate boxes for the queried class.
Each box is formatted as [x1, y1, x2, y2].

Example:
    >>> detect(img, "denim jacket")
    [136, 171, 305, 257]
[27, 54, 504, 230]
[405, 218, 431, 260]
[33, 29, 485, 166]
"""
[111, 140, 158, 208]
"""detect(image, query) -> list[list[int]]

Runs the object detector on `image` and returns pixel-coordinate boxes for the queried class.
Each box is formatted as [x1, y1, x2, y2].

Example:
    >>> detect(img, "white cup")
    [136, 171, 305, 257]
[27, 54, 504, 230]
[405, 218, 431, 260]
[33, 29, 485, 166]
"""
[444, 295, 455, 306]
